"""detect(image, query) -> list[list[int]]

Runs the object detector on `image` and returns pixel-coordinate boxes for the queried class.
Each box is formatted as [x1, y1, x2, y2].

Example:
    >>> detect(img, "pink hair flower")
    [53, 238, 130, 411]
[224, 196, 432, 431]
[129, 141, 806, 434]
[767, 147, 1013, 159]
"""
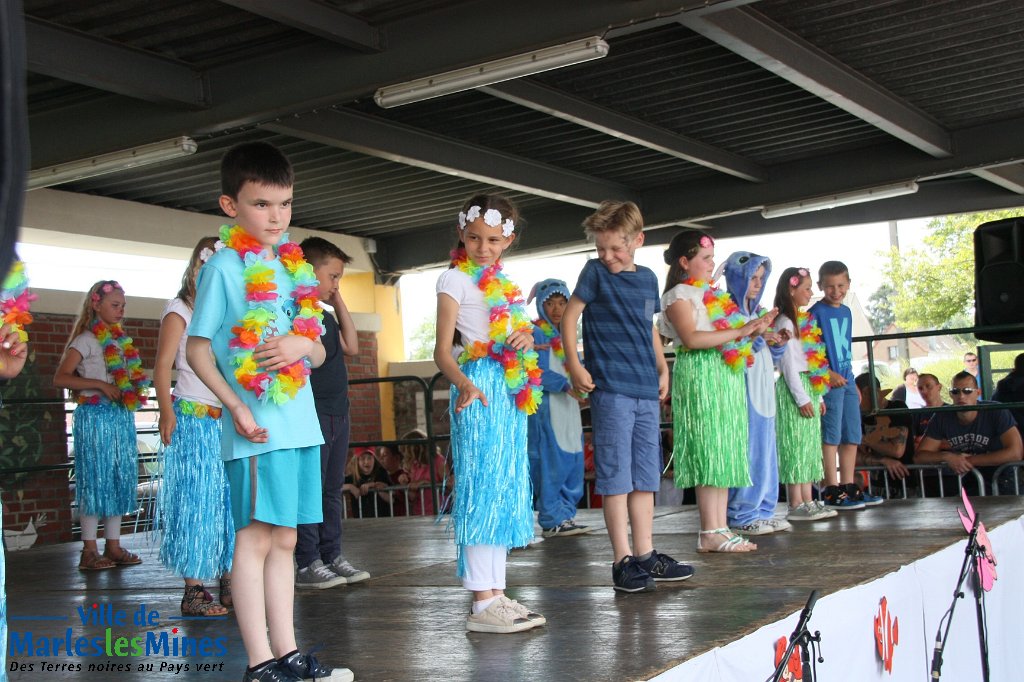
[789, 275, 800, 286]
[699, 235, 713, 248]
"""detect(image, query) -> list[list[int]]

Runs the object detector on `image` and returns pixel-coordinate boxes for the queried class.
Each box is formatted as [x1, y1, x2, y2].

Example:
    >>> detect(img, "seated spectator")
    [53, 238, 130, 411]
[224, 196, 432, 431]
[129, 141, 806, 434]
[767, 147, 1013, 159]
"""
[992, 352, 1024, 434]
[399, 428, 451, 516]
[343, 447, 396, 518]
[890, 367, 926, 408]
[376, 444, 410, 516]
[855, 373, 911, 480]
[912, 373, 947, 445]
[916, 371, 1023, 494]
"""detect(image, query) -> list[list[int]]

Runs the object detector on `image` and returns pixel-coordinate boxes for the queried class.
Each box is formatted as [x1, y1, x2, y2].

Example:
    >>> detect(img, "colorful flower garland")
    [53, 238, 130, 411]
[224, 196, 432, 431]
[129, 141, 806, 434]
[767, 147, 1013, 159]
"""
[798, 310, 830, 397]
[1, 259, 36, 343]
[450, 248, 543, 414]
[682, 278, 757, 372]
[220, 224, 325, 405]
[176, 397, 222, 420]
[91, 319, 150, 411]
[532, 318, 565, 363]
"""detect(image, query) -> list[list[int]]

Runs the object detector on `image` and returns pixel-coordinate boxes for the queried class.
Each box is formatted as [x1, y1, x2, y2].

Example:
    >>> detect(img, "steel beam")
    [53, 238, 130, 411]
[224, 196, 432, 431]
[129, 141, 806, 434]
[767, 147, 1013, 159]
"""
[27, 0, 700, 166]
[971, 164, 1024, 195]
[25, 17, 208, 108]
[679, 6, 952, 158]
[482, 79, 766, 182]
[264, 109, 635, 208]
[216, 0, 382, 52]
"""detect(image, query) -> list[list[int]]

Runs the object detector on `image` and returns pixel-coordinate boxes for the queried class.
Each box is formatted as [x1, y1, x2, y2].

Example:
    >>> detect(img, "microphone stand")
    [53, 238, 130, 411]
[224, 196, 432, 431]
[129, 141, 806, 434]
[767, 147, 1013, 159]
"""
[930, 513, 990, 681]
[769, 589, 824, 682]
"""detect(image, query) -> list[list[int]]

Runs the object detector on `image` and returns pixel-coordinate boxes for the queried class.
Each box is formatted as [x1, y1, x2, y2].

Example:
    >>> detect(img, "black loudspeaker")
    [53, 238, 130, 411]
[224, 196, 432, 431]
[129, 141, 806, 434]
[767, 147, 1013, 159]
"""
[974, 218, 1024, 343]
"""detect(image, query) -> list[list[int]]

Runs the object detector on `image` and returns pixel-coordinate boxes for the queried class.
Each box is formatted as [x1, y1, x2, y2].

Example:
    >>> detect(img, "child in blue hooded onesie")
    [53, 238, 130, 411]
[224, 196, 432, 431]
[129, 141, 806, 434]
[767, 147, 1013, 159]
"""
[721, 252, 792, 535]
[527, 279, 587, 537]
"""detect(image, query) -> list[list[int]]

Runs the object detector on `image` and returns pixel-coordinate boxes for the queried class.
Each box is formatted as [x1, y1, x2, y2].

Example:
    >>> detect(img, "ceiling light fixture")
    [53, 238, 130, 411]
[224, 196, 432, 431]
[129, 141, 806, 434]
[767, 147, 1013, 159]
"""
[27, 136, 198, 190]
[761, 181, 919, 219]
[374, 37, 610, 108]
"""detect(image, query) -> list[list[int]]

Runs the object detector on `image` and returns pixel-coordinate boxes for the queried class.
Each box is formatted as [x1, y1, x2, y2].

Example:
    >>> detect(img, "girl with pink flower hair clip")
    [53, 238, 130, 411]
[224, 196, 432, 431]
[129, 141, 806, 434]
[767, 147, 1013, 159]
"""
[55, 280, 151, 571]
[657, 230, 776, 552]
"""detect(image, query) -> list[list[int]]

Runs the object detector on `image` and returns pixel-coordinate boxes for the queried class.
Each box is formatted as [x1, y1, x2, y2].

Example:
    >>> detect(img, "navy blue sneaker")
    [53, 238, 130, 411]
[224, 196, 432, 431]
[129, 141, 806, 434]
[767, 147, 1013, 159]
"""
[846, 483, 884, 507]
[821, 485, 865, 510]
[278, 649, 353, 682]
[612, 555, 656, 593]
[636, 550, 695, 582]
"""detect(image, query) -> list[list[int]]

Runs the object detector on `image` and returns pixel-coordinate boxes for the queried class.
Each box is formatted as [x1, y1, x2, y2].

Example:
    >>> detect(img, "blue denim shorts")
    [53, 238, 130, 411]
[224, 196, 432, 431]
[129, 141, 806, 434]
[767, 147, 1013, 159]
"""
[821, 382, 862, 446]
[589, 390, 662, 496]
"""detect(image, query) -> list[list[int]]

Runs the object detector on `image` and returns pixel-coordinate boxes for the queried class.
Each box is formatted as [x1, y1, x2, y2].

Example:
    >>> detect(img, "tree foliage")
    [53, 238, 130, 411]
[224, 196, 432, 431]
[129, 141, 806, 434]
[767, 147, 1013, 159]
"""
[407, 317, 436, 360]
[865, 283, 897, 333]
[884, 209, 1024, 330]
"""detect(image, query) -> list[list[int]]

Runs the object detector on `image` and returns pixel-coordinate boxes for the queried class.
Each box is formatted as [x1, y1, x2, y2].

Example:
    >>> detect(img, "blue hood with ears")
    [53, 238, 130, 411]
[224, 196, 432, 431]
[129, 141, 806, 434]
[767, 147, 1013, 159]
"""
[721, 251, 771, 316]
[528, 278, 571, 328]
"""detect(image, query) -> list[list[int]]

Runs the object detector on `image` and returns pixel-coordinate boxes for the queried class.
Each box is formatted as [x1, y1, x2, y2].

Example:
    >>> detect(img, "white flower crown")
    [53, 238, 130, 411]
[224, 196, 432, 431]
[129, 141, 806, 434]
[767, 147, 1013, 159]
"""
[457, 205, 515, 237]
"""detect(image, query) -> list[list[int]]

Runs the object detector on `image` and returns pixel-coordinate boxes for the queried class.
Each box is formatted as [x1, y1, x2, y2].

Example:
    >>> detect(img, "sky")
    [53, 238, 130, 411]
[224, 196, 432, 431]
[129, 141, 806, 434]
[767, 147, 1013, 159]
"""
[398, 218, 933, 357]
[14, 216, 933, 358]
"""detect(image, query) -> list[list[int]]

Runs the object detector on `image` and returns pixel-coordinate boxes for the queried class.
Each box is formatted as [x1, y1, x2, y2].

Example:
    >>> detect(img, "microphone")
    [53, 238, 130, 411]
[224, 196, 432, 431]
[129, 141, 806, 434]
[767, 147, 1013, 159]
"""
[930, 633, 944, 679]
[794, 589, 819, 635]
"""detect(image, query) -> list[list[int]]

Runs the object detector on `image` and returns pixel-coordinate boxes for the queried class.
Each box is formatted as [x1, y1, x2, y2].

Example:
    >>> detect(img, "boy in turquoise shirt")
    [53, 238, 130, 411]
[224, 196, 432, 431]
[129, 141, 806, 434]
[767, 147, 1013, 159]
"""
[187, 142, 353, 682]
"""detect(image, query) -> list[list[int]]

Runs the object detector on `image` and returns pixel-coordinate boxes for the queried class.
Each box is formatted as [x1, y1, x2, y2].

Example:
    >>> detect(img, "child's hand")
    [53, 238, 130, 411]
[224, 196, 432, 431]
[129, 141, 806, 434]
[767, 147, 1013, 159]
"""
[0, 323, 28, 379]
[254, 335, 313, 371]
[159, 410, 177, 446]
[798, 402, 816, 418]
[820, 401, 827, 416]
[658, 368, 670, 402]
[455, 380, 487, 413]
[398, 473, 410, 486]
[231, 404, 269, 443]
[762, 331, 784, 346]
[828, 370, 846, 388]
[505, 329, 534, 352]
[568, 365, 595, 394]
[98, 382, 122, 402]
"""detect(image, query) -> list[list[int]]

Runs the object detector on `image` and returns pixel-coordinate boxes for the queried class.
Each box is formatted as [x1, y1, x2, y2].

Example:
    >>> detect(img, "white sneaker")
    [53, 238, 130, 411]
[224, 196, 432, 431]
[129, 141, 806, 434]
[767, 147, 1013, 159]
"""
[812, 500, 838, 518]
[763, 517, 792, 532]
[500, 596, 546, 626]
[787, 503, 817, 522]
[729, 519, 775, 536]
[466, 598, 536, 633]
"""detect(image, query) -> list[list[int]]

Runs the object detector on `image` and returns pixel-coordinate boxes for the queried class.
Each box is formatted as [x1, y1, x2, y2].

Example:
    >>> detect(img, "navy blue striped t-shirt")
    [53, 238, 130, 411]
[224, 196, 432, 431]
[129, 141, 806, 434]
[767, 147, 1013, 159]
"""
[573, 258, 660, 400]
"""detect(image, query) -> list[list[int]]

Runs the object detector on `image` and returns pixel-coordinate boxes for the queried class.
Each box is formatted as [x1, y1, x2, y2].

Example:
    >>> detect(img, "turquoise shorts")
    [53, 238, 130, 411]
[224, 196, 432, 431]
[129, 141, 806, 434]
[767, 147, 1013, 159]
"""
[225, 446, 322, 530]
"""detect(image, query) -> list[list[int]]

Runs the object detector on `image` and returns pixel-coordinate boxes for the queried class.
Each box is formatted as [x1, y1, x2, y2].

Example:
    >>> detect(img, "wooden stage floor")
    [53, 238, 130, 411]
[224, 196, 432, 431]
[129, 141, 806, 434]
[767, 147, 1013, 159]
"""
[6, 497, 1023, 681]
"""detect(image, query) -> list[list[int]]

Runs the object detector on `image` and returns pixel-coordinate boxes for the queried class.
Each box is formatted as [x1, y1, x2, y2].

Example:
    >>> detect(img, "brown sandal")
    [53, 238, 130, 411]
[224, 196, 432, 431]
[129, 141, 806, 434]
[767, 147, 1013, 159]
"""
[79, 549, 116, 571]
[103, 547, 143, 566]
[219, 576, 233, 608]
[181, 585, 229, 617]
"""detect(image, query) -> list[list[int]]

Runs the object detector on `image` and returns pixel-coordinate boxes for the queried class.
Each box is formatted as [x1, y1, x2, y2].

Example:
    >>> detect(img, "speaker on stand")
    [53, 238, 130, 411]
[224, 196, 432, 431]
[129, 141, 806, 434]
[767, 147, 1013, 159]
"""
[974, 218, 1024, 343]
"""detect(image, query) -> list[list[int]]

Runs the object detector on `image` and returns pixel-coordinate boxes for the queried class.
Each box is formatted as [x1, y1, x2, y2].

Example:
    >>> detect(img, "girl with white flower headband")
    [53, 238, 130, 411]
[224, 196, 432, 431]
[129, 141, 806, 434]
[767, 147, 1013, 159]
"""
[55, 280, 151, 570]
[154, 237, 235, 616]
[771, 267, 835, 522]
[658, 229, 775, 552]
[433, 193, 546, 634]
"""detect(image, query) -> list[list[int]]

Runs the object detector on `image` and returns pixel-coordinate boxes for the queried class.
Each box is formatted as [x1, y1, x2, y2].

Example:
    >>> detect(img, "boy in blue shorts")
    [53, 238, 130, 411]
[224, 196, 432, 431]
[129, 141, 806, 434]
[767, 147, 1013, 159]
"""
[562, 200, 694, 593]
[810, 261, 882, 511]
[187, 142, 354, 682]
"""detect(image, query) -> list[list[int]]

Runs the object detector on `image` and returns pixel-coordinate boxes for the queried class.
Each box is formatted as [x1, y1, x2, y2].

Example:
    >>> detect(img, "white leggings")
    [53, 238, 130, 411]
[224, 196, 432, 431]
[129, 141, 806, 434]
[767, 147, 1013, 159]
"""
[461, 544, 507, 592]
[80, 515, 122, 542]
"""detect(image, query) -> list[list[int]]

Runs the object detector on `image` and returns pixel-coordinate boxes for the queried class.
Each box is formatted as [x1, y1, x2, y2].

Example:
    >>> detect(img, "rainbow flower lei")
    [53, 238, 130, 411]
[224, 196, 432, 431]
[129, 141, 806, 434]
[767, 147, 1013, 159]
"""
[798, 310, 830, 397]
[220, 224, 325, 405]
[1, 259, 36, 343]
[176, 397, 222, 420]
[532, 318, 565, 363]
[450, 248, 543, 414]
[682, 277, 757, 372]
[91, 319, 150, 411]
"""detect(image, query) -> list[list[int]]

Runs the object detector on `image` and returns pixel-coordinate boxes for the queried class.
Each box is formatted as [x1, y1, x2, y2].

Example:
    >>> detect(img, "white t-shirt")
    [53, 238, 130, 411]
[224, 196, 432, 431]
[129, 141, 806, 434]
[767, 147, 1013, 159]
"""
[164, 298, 220, 407]
[658, 283, 714, 347]
[436, 268, 490, 357]
[68, 332, 110, 399]
[776, 314, 811, 407]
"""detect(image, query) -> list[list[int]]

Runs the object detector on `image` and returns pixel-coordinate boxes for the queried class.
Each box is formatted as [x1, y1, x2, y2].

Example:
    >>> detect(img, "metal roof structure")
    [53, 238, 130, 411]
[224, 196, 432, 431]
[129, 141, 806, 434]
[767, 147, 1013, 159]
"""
[23, 0, 1024, 275]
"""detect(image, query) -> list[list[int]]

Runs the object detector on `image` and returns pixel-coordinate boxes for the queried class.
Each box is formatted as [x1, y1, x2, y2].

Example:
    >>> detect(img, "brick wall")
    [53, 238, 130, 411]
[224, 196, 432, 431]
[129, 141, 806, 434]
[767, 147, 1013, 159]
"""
[348, 330, 382, 443]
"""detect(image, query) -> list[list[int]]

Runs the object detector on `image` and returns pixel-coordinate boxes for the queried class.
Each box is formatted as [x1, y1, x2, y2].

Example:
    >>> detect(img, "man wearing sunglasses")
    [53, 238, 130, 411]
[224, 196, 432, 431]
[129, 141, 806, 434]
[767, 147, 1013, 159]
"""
[916, 371, 1022, 493]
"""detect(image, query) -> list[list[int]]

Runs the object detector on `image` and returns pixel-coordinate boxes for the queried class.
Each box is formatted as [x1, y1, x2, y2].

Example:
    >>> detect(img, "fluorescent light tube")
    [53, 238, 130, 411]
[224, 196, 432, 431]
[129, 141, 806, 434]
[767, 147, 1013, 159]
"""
[374, 37, 609, 108]
[761, 181, 919, 219]
[28, 136, 198, 190]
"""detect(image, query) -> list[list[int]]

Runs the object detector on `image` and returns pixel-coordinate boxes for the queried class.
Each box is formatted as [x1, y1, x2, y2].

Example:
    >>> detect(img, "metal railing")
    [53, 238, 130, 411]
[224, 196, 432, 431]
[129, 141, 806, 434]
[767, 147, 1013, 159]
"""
[856, 464, 986, 499]
[990, 462, 1024, 496]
